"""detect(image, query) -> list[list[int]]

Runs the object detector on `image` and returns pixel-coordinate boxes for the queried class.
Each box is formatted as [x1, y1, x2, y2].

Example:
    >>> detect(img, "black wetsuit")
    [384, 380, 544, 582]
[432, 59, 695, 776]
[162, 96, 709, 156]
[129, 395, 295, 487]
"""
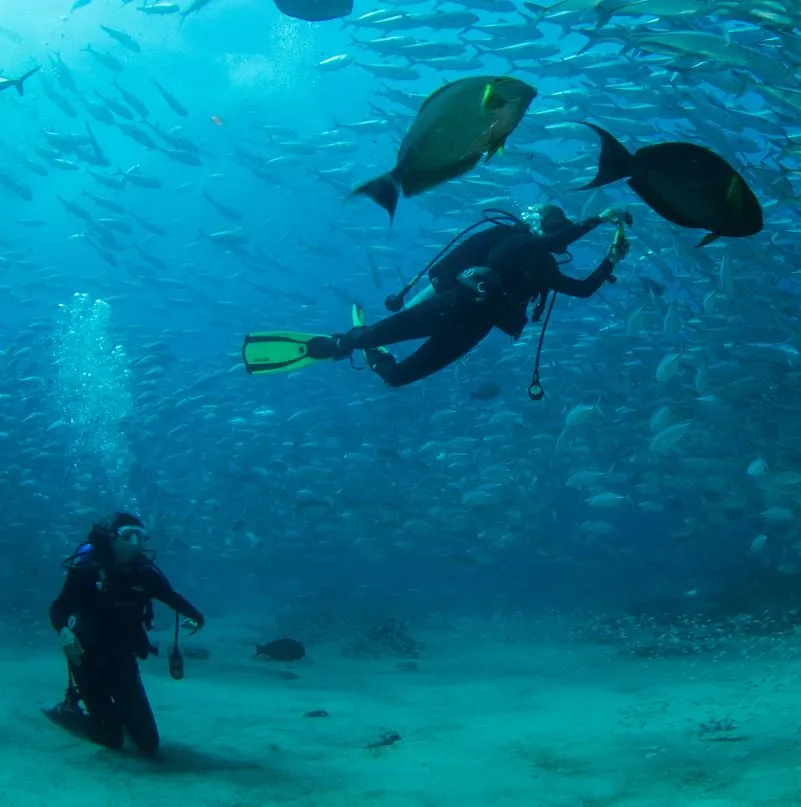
[49, 548, 203, 752]
[340, 216, 614, 387]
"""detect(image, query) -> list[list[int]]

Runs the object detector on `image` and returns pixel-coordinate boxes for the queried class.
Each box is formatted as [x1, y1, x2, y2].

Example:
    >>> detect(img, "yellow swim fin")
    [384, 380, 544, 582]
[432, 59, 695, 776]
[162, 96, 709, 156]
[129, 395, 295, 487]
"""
[242, 331, 330, 375]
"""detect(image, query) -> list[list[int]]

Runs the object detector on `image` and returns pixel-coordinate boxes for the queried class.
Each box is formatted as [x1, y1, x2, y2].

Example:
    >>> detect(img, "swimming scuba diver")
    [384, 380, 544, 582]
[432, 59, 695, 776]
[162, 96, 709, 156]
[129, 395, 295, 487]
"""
[43, 513, 204, 754]
[242, 204, 631, 398]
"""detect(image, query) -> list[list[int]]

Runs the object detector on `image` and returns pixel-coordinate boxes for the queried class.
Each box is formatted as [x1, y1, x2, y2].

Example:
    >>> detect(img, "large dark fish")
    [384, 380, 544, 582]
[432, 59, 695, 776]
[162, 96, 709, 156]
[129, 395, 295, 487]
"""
[578, 122, 762, 247]
[352, 76, 537, 222]
[255, 638, 306, 661]
[274, 0, 353, 21]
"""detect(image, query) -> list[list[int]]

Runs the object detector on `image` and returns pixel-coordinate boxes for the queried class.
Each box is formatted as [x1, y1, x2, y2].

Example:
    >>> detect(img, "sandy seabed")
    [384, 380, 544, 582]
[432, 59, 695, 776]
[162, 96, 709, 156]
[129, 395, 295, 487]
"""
[6, 615, 801, 807]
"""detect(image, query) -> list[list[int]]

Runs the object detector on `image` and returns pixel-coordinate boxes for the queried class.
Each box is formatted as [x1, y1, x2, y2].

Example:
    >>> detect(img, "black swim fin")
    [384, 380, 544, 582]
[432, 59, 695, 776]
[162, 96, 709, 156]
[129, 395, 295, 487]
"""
[41, 700, 92, 738]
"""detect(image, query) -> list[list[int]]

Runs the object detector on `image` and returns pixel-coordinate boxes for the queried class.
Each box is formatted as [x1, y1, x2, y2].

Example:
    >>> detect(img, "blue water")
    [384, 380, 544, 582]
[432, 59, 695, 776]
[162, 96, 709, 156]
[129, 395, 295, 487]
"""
[0, 6, 798, 797]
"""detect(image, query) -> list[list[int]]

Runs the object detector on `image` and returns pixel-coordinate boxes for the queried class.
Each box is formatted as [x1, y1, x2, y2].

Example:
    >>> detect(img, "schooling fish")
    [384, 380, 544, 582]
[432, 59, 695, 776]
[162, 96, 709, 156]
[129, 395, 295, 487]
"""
[138, 1, 180, 14]
[352, 75, 537, 221]
[180, 0, 215, 24]
[255, 638, 306, 661]
[469, 381, 502, 401]
[99, 24, 141, 53]
[578, 122, 763, 247]
[153, 80, 188, 117]
[81, 46, 123, 73]
[0, 67, 40, 96]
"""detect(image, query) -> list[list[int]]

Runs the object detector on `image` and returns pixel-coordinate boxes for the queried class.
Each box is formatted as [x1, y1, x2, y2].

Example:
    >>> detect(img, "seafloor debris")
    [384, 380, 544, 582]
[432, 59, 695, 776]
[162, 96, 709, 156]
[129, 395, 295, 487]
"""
[695, 718, 748, 742]
[366, 730, 401, 749]
[574, 608, 796, 660]
[342, 618, 422, 659]
[183, 645, 211, 660]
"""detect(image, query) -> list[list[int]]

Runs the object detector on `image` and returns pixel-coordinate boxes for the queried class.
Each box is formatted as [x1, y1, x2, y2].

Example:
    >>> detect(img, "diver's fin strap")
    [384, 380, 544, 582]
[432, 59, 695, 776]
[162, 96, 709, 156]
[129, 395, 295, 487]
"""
[351, 303, 389, 355]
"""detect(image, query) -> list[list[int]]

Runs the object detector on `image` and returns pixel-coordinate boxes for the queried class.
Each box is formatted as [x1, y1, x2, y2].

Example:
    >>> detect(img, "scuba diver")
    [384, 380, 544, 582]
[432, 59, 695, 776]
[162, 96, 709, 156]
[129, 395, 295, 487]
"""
[42, 512, 204, 754]
[242, 204, 631, 399]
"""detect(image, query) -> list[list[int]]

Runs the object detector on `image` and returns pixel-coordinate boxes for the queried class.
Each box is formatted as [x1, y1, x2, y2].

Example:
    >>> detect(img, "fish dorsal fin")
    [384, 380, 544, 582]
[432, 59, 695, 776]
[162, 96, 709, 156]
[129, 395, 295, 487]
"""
[416, 78, 465, 116]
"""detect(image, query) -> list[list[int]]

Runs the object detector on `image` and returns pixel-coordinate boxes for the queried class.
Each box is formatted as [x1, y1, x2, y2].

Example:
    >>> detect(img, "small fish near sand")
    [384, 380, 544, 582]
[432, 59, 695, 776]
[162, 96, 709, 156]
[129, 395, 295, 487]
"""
[577, 122, 763, 247]
[351, 75, 537, 221]
[366, 730, 401, 749]
[255, 638, 306, 661]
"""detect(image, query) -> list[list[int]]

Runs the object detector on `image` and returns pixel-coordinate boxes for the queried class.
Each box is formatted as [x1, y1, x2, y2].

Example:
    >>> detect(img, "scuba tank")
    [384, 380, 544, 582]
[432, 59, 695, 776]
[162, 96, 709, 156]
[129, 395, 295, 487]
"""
[383, 209, 525, 312]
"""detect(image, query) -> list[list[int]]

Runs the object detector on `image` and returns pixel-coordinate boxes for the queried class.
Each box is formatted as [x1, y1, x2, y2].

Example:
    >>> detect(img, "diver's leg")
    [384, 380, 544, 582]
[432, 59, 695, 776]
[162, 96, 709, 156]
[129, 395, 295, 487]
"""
[306, 292, 466, 360]
[346, 291, 468, 349]
[366, 311, 495, 388]
[111, 654, 159, 754]
[54, 658, 125, 749]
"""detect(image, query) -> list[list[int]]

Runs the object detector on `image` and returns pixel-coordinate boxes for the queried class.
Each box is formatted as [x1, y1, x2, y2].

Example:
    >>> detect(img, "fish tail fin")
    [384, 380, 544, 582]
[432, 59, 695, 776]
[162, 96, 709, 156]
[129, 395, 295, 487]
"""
[575, 26, 609, 54]
[15, 66, 40, 96]
[350, 173, 400, 222]
[593, 8, 615, 28]
[521, 2, 548, 23]
[578, 121, 633, 189]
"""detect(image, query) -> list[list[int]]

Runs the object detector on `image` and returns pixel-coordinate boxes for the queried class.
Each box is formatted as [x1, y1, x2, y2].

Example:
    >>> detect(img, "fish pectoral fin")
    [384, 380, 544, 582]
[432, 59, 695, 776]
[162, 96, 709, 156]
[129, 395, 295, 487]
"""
[696, 233, 721, 248]
[484, 140, 505, 162]
[480, 82, 505, 112]
[725, 174, 743, 207]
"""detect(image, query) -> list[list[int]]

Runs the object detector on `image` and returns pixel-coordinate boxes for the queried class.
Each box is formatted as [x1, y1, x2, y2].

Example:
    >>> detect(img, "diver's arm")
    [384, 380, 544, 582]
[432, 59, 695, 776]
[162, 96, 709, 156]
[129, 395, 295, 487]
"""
[490, 219, 602, 266]
[144, 564, 204, 623]
[535, 217, 602, 254]
[49, 571, 89, 632]
[550, 257, 615, 299]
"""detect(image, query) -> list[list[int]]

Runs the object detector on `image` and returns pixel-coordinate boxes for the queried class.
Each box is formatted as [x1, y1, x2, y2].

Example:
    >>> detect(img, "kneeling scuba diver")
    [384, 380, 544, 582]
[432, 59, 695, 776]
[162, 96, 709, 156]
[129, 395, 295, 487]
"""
[42, 513, 204, 753]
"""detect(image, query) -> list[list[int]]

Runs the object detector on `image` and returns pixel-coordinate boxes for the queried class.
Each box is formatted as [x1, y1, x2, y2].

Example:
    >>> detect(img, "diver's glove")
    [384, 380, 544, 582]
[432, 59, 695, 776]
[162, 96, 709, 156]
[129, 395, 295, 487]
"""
[59, 627, 84, 667]
[599, 207, 633, 227]
[606, 225, 630, 267]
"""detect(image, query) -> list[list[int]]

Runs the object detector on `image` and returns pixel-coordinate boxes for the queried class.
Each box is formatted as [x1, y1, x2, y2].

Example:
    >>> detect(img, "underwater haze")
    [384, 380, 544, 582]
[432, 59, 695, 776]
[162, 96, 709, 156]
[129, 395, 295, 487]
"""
[4, 0, 801, 804]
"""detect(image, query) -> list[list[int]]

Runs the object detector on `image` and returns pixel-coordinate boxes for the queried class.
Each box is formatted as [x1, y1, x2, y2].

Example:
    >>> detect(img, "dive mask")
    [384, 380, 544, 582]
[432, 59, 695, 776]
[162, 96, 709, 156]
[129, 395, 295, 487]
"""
[114, 525, 149, 555]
